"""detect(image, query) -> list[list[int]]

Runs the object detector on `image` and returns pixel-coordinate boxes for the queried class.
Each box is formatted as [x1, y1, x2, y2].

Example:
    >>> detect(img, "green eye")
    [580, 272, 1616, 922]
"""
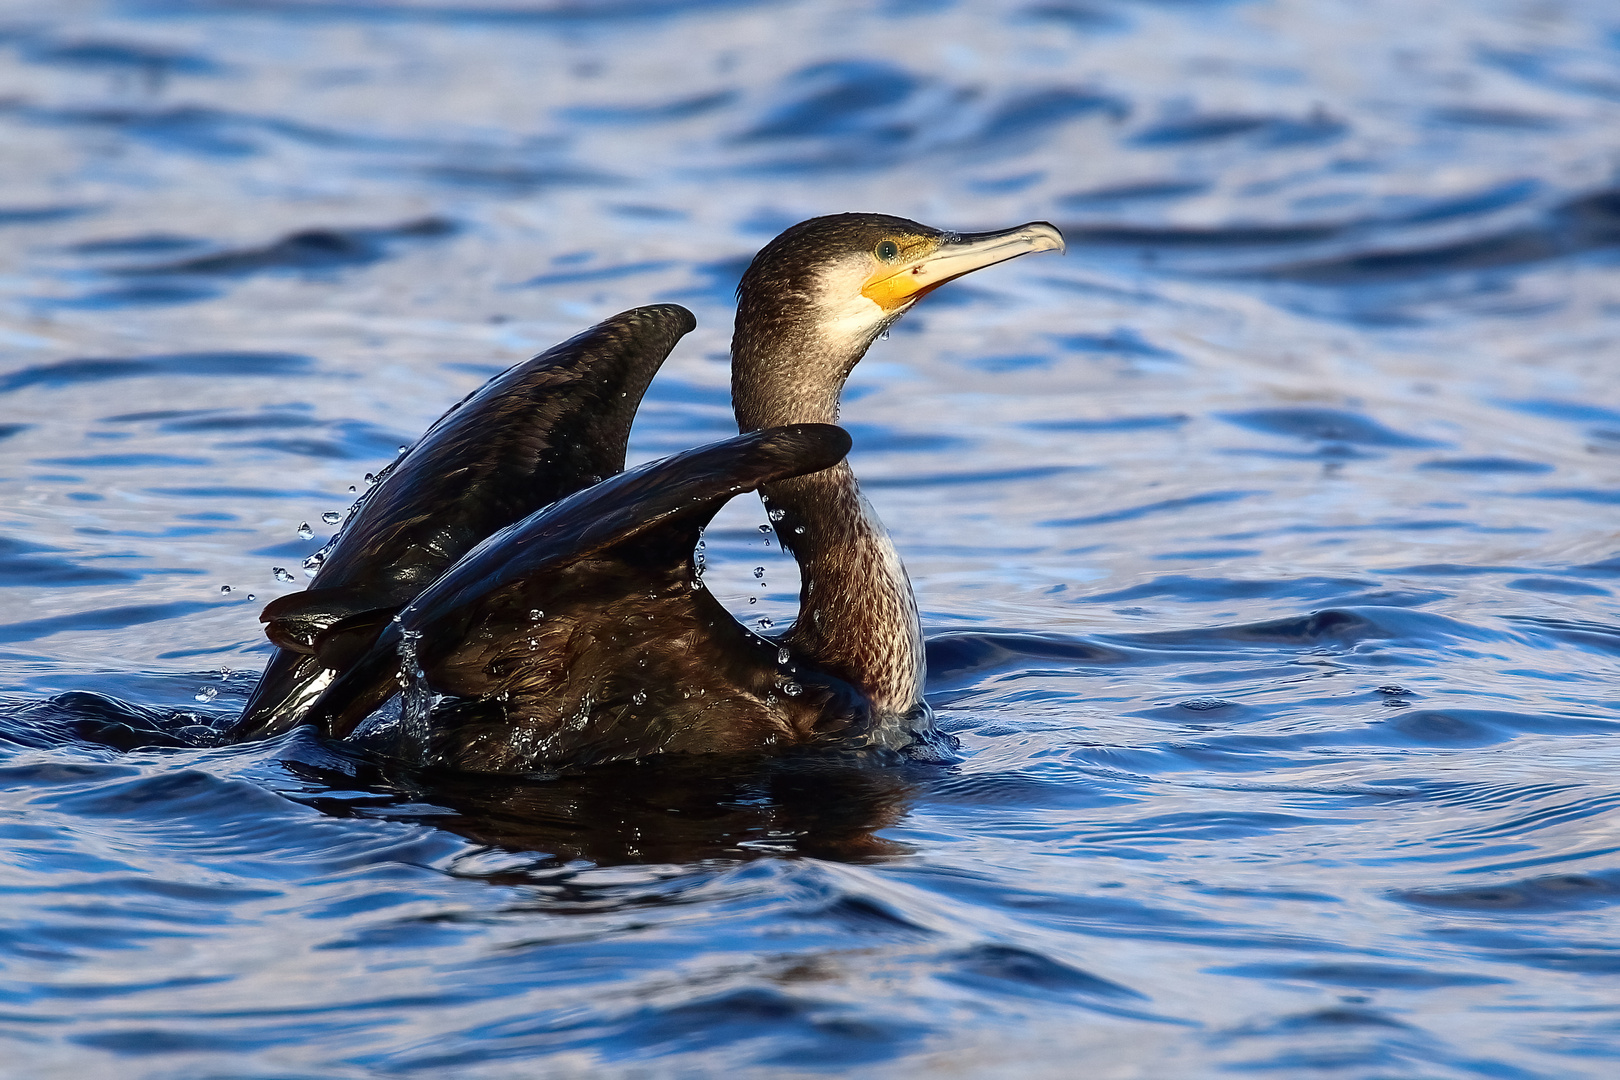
[875, 240, 899, 262]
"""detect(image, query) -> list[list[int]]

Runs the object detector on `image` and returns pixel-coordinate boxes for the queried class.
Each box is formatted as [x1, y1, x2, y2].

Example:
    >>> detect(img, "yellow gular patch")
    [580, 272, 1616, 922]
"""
[860, 266, 930, 311]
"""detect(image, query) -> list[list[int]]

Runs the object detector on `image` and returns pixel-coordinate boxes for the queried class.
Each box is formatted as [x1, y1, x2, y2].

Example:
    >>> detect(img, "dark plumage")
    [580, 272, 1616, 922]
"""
[228, 305, 694, 741]
[302, 425, 866, 769]
[234, 214, 1064, 772]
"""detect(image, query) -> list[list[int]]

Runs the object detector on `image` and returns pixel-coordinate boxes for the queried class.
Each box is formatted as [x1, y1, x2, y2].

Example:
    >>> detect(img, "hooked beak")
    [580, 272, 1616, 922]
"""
[861, 221, 1065, 311]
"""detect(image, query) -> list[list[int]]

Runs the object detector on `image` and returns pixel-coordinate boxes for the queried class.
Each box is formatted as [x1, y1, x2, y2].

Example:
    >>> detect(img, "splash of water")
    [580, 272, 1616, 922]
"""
[395, 627, 433, 763]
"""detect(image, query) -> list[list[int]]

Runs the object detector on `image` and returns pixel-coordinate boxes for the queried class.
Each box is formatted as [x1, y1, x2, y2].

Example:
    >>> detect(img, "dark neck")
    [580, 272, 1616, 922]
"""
[732, 312, 923, 717]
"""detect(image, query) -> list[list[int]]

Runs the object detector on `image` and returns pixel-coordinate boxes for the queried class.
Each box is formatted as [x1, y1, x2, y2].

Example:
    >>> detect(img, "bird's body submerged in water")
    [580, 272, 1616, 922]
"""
[229, 214, 1064, 771]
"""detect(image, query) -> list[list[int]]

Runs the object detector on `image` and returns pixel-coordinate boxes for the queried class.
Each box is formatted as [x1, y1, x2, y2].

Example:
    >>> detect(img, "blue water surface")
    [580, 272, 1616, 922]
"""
[3, 0, 1620, 1076]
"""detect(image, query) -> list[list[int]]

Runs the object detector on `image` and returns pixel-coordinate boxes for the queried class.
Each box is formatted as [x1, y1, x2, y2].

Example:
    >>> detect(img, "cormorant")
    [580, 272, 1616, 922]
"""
[231, 213, 1064, 771]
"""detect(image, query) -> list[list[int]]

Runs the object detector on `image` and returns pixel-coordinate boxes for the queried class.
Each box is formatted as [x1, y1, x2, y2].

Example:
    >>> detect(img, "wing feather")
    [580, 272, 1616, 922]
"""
[231, 304, 695, 740]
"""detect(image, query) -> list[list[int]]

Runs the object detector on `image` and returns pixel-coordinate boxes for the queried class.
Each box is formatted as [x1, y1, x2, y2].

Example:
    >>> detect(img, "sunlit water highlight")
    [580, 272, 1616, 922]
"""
[2, 0, 1620, 1076]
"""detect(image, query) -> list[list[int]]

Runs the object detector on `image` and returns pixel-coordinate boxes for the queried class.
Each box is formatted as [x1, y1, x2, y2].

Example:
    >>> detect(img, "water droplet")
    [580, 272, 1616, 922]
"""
[764, 693, 777, 706]
[794, 526, 805, 534]
[777, 647, 790, 666]
[246, 593, 255, 601]
[273, 567, 294, 583]
[322, 511, 341, 525]
[757, 616, 773, 630]
[782, 681, 802, 697]
[529, 609, 543, 620]
[348, 485, 357, 493]
[757, 524, 770, 534]
[363, 473, 375, 484]
[633, 689, 647, 705]
[753, 566, 766, 579]
[219, 584, 231, 594]
[302, 551, 325, 578]
[397, 445, 409, 455]
[748, 596, 757, 604]
[194, 685, 218, 703]
[768, 508, 785, 522]
[296, 521, 313, 540]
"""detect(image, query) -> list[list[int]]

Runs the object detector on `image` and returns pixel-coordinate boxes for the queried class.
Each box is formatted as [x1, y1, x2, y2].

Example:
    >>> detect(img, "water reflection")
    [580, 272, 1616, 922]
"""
[286, 752, 926, 867]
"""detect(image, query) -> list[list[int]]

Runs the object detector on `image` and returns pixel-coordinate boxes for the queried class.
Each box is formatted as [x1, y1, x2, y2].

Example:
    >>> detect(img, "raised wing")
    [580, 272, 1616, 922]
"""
[301, 424, 864, 772]
[231, 304, 696, 741]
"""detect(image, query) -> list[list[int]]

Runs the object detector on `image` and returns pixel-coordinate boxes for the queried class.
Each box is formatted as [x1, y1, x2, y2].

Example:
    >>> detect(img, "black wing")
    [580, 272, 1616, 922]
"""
[301, 424, 863, 771]
[231, 304, 696, 741]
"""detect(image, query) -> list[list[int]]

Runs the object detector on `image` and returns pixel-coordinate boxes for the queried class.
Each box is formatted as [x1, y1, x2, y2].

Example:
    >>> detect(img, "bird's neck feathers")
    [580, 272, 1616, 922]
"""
[761, 464, 924, 718]
[730, 287, 923, 719]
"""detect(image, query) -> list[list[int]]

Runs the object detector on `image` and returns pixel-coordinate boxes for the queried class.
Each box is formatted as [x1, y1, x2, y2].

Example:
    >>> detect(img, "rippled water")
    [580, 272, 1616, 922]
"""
[3, 0, 1620, 1075]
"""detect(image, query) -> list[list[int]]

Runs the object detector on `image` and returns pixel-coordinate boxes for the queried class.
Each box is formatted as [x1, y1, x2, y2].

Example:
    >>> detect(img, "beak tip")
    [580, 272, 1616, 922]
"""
[1033, 222, 1065, 255]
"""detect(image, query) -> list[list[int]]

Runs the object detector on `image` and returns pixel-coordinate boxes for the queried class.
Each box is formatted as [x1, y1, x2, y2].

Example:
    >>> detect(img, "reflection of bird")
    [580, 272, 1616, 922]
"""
[233, 214, 1064, 771]
[282, 750, 925, 866]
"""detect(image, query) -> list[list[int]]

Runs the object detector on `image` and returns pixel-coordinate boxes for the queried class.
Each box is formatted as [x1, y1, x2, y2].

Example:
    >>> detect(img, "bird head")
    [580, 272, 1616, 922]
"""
[733, 213, 1065, 427]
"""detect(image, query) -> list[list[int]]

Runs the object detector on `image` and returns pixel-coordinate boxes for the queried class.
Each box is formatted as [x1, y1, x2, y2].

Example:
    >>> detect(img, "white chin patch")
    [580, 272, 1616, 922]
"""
[821, 292, 891, 352]
[812, 263, 903, 353]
